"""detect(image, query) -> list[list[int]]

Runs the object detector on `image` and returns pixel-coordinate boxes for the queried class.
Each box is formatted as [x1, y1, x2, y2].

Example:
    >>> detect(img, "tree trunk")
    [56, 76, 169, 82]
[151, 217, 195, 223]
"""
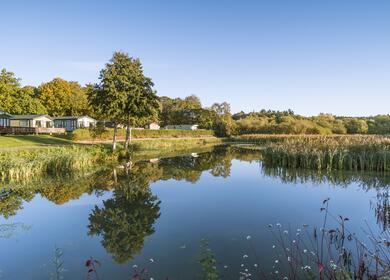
[112, 123, 118, 151]
[124, 116, 131, 152]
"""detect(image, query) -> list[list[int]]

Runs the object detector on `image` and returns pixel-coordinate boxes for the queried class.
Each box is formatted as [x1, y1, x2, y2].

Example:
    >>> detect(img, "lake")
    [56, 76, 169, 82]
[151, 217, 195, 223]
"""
[0, 145, 388, 279]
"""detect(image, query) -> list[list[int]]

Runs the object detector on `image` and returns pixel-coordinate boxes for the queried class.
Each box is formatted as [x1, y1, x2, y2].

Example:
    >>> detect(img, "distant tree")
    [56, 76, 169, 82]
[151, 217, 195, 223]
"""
[345, 118, 369, 134]
[37, 78, 90, 117]
[0, 69, 47, 114]
[184, 94, 202, 109]
[37, 78, 72, 116]
[12, 86, 47, 114]
[69, 83, 91, 116]
[211, 102, 231, 116]
[211, 102, 234, 136]
[0, 69, 21, 112]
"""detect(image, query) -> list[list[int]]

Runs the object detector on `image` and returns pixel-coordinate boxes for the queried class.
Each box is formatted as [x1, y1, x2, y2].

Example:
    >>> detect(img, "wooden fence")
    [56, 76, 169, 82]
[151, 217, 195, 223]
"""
[0, 127, 66, 135]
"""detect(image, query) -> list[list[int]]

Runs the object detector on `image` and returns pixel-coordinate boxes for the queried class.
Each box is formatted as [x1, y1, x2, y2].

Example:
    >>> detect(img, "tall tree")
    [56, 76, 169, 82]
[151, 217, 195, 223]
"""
[89, 52, 159, 151]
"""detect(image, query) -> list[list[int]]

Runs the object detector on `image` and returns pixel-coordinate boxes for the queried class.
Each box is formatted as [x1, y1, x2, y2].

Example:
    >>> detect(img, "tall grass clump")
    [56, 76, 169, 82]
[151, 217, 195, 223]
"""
[0, 145, 109, 181]
[261, 135, 390, 172]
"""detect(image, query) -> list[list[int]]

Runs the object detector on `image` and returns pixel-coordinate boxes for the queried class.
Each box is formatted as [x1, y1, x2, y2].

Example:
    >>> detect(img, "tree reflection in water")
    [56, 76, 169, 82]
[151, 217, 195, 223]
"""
[2, 145, 390, 262]
[87, 165, 161, 263]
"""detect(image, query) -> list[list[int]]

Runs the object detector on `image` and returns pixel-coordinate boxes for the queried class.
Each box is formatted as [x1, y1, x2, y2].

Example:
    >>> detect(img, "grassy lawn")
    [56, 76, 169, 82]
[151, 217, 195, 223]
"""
[0, 135, 73, 150]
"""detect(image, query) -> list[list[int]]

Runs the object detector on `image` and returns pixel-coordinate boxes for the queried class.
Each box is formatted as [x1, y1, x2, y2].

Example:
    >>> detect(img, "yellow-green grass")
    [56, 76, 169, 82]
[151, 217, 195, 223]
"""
[71, 128, 215, 141]
[130, 137, 225, 161]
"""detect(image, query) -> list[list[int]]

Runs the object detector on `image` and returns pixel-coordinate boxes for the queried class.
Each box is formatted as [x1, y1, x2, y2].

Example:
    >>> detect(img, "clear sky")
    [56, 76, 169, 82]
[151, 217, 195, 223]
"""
[1, 0, 389, 116]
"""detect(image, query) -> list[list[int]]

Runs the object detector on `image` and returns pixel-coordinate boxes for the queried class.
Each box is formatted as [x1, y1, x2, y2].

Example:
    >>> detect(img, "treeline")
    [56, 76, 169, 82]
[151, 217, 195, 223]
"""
[233, 110, 390, 135]
[0, 66, 233, 137]
[2, 55, 390, 138]
[0, 69, 92, 117]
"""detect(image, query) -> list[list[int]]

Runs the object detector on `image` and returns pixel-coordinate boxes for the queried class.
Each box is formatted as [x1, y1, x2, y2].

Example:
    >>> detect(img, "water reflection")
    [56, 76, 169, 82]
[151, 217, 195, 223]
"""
[1, 145, 390, 266]
[88, 166, 161, 263]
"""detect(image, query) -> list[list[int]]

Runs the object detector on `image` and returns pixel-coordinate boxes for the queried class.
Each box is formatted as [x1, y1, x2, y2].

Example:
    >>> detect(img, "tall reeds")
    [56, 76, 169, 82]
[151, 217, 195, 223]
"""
[0, 146, 108, 181]
[261, 135, 390, 171]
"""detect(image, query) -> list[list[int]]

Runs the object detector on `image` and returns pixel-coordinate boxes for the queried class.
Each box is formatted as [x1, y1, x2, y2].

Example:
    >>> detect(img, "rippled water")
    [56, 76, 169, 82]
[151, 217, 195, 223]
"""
[0, 145, 389, 279]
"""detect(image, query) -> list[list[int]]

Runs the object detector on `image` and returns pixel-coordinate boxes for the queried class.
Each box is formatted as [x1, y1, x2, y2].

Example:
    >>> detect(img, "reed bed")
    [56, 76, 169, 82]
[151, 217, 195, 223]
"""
[261, 135, 390, 171]
[0, 146, 108, 181]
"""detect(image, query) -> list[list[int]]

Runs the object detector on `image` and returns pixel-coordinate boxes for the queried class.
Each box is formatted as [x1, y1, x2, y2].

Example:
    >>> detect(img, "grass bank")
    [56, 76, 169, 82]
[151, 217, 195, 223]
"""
[71, 128, 215, 141]
[260, 135, 390, 171]
[123, 137, 225, 161]
[0, 136, 224, 181]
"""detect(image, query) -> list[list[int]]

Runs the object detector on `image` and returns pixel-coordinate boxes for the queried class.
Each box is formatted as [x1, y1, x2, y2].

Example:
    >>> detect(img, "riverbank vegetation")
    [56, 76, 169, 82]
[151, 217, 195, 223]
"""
[260, 135, 390, 172]
[0, 137, 225, 181]
[0, 145, 110, 181]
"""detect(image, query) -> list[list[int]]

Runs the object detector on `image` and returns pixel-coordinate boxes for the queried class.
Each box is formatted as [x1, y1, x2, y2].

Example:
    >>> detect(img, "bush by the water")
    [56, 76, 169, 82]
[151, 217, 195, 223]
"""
[0, 146, 109, 181]
[261, 135, 390, 171]
[71, 128, 215, 141]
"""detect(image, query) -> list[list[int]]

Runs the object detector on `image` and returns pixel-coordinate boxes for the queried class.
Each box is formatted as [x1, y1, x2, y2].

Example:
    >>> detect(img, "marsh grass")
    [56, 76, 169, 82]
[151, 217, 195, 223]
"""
[0, 145, 110, 181]
[260, 135, 390, 172]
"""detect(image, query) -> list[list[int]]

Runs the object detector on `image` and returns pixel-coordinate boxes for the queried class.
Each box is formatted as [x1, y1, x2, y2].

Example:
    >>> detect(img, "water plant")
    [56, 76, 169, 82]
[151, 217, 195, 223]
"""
[50, 246, 66, 280]
[199, 239, 219, 280]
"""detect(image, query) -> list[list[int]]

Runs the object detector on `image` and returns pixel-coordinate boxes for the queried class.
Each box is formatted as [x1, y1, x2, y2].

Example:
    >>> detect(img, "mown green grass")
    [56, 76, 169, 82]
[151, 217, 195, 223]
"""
[0, 135, 72, 150]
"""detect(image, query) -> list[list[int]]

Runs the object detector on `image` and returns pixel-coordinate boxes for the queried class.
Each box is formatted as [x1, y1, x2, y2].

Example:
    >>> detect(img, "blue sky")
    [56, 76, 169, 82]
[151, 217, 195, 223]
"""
[1, 0, 389, 116]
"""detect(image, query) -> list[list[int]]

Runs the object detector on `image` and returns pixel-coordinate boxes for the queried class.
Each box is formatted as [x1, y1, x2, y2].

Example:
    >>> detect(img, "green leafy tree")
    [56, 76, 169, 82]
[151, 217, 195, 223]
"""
[0, 69, 47, 114]
[0, 69, 21, 112]
[38, 78, 90, 117]
[88, 52, 159, 151]
[12, 86, 47, 114]
[38, 78, 73, 116]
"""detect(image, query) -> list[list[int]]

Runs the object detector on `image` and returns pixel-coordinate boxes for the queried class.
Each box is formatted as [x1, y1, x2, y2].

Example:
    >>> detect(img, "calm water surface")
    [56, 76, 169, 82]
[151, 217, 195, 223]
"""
[0, 146, 388, 279]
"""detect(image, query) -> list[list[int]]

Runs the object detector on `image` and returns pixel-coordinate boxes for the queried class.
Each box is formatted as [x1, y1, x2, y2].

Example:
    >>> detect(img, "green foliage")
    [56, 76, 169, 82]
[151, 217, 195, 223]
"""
[233, 110, 390, 136]
[37, 78, 90, 117]
[0, 69, 46, 114]
[88, 51, 160, 150]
